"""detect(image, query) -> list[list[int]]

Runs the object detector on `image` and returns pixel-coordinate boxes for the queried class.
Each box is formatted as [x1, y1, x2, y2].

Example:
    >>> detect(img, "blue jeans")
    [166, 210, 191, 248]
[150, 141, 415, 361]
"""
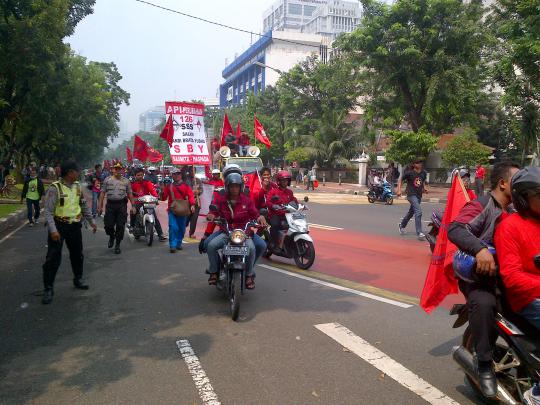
[91, 191, 100, 216]
[26, 198, 40, 222]
[205, 232, 262, 277]
[400, 195, 423, 235]
[520, 299, 540, 330]
[168, 211, 187, 249]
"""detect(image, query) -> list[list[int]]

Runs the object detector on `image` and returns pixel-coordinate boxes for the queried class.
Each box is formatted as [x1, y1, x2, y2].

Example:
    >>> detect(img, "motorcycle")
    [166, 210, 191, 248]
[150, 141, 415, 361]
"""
[132, 195, 158, 246]
[451, 253, 540, 404]
[209, 207, 259, 321]
[367, 180, 394, 205]
[263, 196, 316, 270]
[425, 209, 442, 253]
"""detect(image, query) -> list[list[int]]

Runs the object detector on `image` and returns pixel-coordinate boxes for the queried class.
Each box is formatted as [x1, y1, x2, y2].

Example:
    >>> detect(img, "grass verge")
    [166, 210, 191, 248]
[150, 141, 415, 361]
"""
[0, 204, 23, 219]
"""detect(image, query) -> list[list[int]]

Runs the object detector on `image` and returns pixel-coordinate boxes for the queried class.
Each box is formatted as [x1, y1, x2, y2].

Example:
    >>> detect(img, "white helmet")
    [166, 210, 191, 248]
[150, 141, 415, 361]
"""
[148, 166, 157, 171]
[211, 169, 221, 175]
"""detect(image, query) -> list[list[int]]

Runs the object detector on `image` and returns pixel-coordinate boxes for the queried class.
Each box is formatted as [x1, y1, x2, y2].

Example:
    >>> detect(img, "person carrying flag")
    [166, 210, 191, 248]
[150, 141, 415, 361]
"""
[266, 170, 298, 252]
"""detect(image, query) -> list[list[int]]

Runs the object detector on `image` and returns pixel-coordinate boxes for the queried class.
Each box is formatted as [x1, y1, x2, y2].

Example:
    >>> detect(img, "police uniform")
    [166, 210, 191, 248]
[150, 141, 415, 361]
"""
[102, 174, 132, 250]
[42, 179, 94, 301]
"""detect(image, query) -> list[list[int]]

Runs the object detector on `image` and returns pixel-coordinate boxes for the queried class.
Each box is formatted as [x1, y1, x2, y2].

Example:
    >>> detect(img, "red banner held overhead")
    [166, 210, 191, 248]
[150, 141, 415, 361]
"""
[133, 135, 149, 162]
[126, 147, 133, 163]
[254, 116, 272, 149]
[159, 114, 174, 147]
[220, 113, 234, 147]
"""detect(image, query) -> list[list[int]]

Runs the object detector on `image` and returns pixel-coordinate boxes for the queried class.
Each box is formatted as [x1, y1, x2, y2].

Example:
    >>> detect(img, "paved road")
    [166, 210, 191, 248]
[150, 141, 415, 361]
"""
[0, 198, 480, 405]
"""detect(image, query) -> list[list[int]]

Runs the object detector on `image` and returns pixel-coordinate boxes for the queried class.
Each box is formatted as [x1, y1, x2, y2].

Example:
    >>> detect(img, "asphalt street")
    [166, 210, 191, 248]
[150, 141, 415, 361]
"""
[0, 196, 482, 405]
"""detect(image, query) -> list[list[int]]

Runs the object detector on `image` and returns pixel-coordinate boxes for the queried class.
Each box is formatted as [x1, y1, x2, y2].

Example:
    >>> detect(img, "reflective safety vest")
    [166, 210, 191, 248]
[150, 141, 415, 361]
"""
[51, 181, 82, 220]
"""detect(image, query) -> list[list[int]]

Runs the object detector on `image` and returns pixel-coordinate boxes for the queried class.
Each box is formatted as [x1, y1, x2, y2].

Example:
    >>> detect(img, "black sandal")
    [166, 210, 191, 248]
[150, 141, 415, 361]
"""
[208, 273, 218, 285]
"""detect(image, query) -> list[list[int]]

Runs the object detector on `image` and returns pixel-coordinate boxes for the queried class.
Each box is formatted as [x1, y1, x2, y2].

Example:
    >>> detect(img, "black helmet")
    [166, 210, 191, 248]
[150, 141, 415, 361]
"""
[224, 172, 244, 193]
[511, 166, 540, 213]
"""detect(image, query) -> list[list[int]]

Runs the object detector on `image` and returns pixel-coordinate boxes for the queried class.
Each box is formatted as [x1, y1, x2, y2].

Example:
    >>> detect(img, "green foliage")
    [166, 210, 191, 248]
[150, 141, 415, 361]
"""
[285, 147, 311, 164]
[384, 130, 438, 165]
[336, 0, 489, 134]
[442, 132, 491, 168]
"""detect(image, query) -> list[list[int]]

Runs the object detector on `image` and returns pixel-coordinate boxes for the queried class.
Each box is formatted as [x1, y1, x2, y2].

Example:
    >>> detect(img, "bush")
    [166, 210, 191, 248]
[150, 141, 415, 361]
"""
[442, 132, 491, 168]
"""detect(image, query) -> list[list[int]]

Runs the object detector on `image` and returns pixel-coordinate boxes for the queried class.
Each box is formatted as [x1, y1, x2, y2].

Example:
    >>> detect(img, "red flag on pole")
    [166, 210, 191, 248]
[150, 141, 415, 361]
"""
[147, 147, 163, 163]
[243, 171, 262, 206]
[160, 114, 174, 147]
[126, 147, 133, 164]
[254, 115, 272, 149]
[133, 135, 149, 162]
[220, 113, 234, 146]
[420, 173, 471, 313]
[236, 120, 242, 137]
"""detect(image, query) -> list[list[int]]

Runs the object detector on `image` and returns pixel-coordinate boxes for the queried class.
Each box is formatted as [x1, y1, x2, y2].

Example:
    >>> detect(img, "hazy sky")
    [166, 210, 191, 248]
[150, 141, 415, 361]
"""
[66, 0, 271, 132]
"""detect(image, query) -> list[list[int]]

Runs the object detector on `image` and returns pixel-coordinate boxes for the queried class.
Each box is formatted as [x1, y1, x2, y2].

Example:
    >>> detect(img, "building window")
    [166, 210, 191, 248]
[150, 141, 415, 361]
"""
[289, 3, 302, 15]
[304, 5, 316, 16]
[258, 73, 262, 82]
[251, 77, 255, 86]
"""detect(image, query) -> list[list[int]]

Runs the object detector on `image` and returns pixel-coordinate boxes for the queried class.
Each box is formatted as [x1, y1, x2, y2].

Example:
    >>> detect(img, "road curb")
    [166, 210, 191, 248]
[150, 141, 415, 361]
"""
[0, 207, 26, 234]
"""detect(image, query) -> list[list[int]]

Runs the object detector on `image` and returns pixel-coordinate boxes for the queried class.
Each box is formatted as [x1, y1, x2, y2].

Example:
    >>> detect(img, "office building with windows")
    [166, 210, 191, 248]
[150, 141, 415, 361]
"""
[138, 106, 165, 133]
[263, 0, 327, 32]
[301, 0, 361, 39]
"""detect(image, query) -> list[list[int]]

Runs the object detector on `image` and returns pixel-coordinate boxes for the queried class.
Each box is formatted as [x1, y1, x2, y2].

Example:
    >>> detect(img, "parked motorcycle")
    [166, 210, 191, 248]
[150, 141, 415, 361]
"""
[209, 208, 259, 321]
[367, 181, 394, 205]
[451, 253, 540, 404]
[132, 195, 158, 246]
[425, 209, 443, 253]
[263, 196, 315, 270]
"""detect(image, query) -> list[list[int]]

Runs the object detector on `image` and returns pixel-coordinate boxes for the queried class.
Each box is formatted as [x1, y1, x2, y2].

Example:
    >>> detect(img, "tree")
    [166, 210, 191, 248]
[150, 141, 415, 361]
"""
[442, 132, 492, 168]
[337, 0, 489, 134]
[384, 130, 438, 165]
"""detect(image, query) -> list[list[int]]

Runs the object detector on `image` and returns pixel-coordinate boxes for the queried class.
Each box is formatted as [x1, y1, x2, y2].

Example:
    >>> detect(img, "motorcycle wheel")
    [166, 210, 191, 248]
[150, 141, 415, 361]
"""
[145, 222, 154, 246]
[367, 195, 375, 204]
[385, 196, 394, 205]
[293, 240, 315, 270]
[230, 271, 241, 321]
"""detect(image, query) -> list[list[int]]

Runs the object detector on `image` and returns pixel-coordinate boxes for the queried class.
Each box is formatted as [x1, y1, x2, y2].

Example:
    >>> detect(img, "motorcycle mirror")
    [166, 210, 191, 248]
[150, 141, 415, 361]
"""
[271, 195, 280, 202]
[304, 196, 309, 202]
[209, 204, 218, 212]
[259, 208, 268, 216]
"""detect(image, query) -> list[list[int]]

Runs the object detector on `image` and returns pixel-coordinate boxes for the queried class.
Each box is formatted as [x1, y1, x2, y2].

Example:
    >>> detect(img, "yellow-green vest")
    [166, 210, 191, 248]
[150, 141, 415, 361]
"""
[52, 181, 81, 219]
[27, 178, 40, 200]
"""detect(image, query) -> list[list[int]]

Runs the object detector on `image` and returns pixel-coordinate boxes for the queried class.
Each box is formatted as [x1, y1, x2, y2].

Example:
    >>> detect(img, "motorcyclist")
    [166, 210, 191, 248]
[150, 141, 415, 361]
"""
[447, 161, 520, 398]
[145, 166, 159, 185]
[266, 170, 298, 252]
[130, 167, 166, 242]
[205, 172, 267, 289]
[207, 169, 224, 188]
[459, 170, 477, 200]
[255, 166, 277, 210]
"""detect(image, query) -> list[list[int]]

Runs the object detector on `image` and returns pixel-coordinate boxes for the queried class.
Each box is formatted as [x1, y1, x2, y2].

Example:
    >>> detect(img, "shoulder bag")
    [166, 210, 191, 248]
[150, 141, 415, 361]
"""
[169, 184, 190, 216]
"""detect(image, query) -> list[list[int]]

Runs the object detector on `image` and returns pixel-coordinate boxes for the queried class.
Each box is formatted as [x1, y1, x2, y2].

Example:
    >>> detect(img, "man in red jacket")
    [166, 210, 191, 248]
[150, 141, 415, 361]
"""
[267, 170, 298, 251]
[255, 166, 277, 210]
[130, 167, 166, 242]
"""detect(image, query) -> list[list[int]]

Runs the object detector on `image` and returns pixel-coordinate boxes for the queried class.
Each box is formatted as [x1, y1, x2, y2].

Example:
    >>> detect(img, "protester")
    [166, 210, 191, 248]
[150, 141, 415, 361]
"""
[145, 166, 159, 185]
[474, 163, 486, 197]
[306, 169, 314, 191]
[87, 164, 104, 218]
[460, 171, 477, 200]
[239, 131, 250, 156]
[98, 162, 135, 254]
[225, 131, 238, 156]
[187, 175, 203, 239]
[255, 166, 277, 210]
[447, 161, 520, 398]
[267, 171, 298, 252]
[41, 161, 97, 305]
[397, 160, 429, 239]
[161, 167, 195, 253]
[20, 167, 45, 226]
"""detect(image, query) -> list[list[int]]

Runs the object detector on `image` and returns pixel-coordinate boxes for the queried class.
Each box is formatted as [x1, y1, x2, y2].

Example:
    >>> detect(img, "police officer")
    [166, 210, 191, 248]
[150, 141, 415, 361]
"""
[42, 161, 97, 305]
[98, 162, 135, 254]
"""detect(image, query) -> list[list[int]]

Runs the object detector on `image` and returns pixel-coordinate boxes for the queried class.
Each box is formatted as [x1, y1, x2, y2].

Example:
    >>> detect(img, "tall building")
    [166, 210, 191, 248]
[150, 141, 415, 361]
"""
[220, 31, 325, 107]
[138, 106, 165, 133]
[263, 0, 327, 32]
[301, 0, 361, 39]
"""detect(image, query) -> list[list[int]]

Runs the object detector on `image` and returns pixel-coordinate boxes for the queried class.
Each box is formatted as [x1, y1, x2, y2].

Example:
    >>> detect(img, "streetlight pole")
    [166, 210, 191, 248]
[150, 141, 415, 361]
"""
[253, 61, 283, 75]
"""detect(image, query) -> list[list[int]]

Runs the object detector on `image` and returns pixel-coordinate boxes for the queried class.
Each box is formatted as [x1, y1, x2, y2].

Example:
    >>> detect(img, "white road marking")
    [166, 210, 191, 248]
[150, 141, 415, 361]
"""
[315, 323, 460, 405]
[309, 223, 343, 230]
[0, 222, 27, 245]
[176, 339, 221, 405]
[259, 264, 412, 308]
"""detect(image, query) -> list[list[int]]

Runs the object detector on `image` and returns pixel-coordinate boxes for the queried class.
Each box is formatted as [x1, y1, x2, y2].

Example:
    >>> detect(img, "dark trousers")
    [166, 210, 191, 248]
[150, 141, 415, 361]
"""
[459, 279, 497, 362]
[42, 221, 83, 289]
[475, 179, 484, 197]
[187, 205, 200, 236]
[269, 215, 285, 248]
[26, 198, 40, 222]
[104, 200, 127, 244]
[130, 204, 164, 236]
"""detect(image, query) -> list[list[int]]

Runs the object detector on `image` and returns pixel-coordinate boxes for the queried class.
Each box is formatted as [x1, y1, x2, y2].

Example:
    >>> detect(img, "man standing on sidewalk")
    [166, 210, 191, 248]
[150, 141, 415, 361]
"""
[21, 167, 44, 226]
[397, 159, 429, 240]
[41, 161, 97, 305]
[475, 163, 485, 197]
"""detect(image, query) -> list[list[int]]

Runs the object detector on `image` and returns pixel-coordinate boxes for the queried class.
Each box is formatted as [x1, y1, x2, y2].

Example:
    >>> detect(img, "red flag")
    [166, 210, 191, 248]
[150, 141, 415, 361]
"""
[160, 114, 174, 147]
[420, 173, 471, 313]
[236, 120, 242, 137]
[243, 171, 262, 206]
[254, 116, 272, 149]
[147, 147, 163, 163]
[126, 147, 133, 164]
[133, 135, 149, 162]
[220, 113, 234, 146]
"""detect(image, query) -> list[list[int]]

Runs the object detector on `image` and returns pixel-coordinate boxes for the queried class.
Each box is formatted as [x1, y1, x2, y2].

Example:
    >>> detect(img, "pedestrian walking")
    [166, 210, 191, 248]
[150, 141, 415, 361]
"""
[306, 170, 314, 190]
[475, 163, 485, 197]
[41, 161, 97, 305]
[87, 164, 104, 218]
[98, 162, 135, 254]
[397, 159, 429, 240]
[21, 167, 44, 226]
[161, 167, 195, 253]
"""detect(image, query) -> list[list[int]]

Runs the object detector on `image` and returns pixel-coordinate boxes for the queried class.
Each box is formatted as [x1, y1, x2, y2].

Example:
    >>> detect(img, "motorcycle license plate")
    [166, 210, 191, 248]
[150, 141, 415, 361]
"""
[223, 245, 249, 256]
[292, 213, 305, 220]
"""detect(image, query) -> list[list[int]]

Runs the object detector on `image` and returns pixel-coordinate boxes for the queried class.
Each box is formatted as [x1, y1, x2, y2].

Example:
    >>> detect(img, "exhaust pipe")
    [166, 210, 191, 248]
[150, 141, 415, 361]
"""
[452, 346, 519, 405]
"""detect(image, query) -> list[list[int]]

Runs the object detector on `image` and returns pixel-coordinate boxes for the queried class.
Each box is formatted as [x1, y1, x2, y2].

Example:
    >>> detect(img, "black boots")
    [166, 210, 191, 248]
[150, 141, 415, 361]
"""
[42, 288, 53, 305]
[73, 279, 89, 290]
[114, 243, 121, 254]
[108, 236, 114, 248]
[477, 359, 497, 398]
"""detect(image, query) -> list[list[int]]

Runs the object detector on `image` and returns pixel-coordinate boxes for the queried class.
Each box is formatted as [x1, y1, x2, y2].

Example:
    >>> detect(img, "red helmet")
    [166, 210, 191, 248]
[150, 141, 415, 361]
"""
[276, 170, 292, 186]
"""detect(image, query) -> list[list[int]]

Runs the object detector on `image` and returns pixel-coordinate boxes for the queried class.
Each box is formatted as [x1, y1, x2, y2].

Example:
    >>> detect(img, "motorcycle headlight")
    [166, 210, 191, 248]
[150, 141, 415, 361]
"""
[230, 230, 246, 245]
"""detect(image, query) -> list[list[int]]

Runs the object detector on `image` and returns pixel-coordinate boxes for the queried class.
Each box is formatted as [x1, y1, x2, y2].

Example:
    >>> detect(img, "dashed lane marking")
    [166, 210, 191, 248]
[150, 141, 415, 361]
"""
[315, 323, 460, 405]
[176, 339, 221, 405]
[259, 263, 413, 308]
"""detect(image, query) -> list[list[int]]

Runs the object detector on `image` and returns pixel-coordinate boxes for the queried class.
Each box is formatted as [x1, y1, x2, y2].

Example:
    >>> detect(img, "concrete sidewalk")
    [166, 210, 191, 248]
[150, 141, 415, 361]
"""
[292, 181, 450, 204]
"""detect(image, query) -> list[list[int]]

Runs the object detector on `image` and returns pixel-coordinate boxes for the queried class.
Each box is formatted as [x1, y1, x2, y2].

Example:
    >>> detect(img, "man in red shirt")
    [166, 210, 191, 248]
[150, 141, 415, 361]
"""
[161, 168, 195, 252]
[475, 163, 486, 197]
[267, 170, 298, 251]
[239, 131, 250, 156]
[255, 166, 277, 210]
[130, 168, 166, 242]
[205, 172, 267, 289]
